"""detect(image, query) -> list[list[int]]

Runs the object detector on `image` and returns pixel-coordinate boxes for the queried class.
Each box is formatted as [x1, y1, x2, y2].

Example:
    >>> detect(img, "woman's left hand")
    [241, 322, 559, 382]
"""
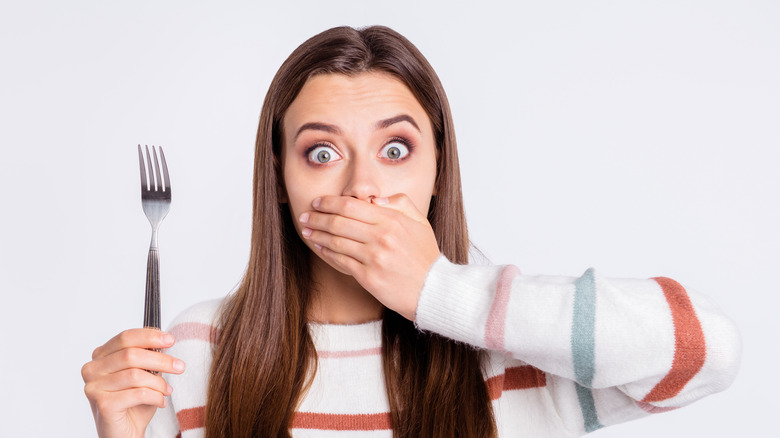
[299, 194, 441, 321]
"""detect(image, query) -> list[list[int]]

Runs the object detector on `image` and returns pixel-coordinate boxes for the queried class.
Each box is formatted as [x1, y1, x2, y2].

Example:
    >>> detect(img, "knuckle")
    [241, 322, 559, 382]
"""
[325, 214, 338, 230]
[329, 214, 344, 230]
[122, 348, 137, 364]
[83, 381, 95, 398]
[330, 237, 345, 253]
[117, 329, 133, 348]
[128, 368, 146, 384]
[80, 362, 93, 381]
[368, 251, 384, 266]
[343, 198, 358, 216]
[377, 233, 394, 248]
[137, 387, 150, 400]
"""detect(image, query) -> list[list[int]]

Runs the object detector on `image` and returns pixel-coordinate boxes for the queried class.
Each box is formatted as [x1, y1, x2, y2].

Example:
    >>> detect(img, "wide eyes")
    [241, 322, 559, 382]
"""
[308, 145, 342, 164]
[306, 140, 411, 165]
[379, 141, 410, 160]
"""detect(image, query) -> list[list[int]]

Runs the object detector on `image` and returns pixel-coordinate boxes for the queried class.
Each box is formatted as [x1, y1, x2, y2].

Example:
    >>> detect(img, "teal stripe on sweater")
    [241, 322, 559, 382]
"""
[575, 383, 602, 433]
[572, 268, 603, 432]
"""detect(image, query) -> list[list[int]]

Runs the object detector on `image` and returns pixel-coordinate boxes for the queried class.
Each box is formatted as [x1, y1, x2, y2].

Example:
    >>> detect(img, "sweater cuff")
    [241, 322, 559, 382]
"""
[415, 255, 499, 349]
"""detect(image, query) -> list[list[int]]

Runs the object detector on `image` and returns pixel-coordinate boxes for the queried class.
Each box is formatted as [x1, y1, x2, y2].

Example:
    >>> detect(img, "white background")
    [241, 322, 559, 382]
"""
[0, 1, 777, 436]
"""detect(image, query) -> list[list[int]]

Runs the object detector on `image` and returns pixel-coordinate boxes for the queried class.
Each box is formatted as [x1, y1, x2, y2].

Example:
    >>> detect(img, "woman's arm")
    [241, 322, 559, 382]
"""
[416, 255, 741, 429]
[301, 193, 741, 430]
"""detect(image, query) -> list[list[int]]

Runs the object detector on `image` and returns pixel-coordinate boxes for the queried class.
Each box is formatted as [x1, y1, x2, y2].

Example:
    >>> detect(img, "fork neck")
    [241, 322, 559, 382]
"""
[149, 228, 160, 250]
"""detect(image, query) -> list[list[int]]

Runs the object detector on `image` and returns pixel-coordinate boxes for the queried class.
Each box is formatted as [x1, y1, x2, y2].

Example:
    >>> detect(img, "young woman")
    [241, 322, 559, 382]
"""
[82, 26, 740, 438]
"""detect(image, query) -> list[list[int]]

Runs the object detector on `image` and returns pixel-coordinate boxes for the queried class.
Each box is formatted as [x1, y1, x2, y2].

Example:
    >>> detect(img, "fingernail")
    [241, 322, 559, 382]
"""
[302, 227, 312, 237]
[314, 243, 322, 250]
[167, 384, 173, 395]
[299, 212, 309, 223]
[373, 197, 389, 205]
[173, 359, 186, 372]
[161, 333, 174, 345]
[312, 197, 321, 208]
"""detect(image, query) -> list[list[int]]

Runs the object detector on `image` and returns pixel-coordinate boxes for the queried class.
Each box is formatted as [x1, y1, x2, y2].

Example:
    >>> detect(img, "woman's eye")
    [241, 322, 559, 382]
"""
[379, 141, 410, 160]
[308, 145, 341, 164]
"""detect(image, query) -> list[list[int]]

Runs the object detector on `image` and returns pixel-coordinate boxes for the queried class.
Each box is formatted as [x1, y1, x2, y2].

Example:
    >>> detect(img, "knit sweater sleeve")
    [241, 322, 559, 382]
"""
[414, 255, 741, 433]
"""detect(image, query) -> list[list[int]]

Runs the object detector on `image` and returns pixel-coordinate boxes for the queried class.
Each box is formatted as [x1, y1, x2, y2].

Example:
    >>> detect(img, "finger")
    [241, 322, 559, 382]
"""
[312, 196, 379, 224]
[92, 329, 175, 360]
[300, 210, 373, 243]
[304, 228, 368, 264]
[87, 348, 185, 379]
[93, 386, 168, 413]
[318, 245, 365, 278]
[371, 193, 427, 222]
[90, 367, 172, 396]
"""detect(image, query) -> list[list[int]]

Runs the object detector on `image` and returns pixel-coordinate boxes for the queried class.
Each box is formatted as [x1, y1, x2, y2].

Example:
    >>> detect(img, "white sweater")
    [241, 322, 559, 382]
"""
[147, 256, 741, 437]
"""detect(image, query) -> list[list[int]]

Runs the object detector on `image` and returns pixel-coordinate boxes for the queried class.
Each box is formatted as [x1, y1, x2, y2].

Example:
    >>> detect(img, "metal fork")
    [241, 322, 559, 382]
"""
[138, 145, 171, 332]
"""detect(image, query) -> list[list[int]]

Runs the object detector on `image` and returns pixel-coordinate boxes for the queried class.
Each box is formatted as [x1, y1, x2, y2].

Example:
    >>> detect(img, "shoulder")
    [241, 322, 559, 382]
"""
[162, 298, 227, 416]
[169, 297, 226, 329]
[166, 297, 227, 344]
[165, 297, 226, 363]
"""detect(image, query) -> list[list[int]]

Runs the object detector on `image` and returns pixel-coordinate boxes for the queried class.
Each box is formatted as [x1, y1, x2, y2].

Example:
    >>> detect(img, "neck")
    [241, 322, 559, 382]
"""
[307, 253, 383, 324]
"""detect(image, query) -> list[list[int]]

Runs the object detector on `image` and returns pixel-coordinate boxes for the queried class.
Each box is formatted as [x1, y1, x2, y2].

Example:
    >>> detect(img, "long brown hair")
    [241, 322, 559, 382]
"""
[205, 26, 496, 438]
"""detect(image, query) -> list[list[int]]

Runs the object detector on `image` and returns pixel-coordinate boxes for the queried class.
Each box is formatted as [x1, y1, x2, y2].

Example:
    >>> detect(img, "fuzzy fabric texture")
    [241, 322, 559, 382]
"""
[147, 256, 740, 437]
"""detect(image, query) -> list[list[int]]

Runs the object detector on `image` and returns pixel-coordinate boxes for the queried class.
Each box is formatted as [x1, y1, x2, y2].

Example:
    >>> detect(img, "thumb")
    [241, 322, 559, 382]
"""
[371, 194, 427, 222]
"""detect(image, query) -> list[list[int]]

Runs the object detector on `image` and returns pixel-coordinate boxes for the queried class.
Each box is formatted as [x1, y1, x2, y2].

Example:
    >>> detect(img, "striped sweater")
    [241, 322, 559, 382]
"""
[146, 256, 740, 437]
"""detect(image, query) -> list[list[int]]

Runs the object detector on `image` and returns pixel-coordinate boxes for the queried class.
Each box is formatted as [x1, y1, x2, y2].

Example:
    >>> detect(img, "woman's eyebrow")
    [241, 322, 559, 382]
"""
[294, 122, 341, 141]
[294, 114, 421, 141]
[376, 114, 421, 132]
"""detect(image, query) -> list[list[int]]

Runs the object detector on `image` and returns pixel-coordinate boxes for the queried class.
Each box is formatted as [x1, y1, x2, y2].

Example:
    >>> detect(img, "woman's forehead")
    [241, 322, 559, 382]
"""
[284, 72, 429, 128]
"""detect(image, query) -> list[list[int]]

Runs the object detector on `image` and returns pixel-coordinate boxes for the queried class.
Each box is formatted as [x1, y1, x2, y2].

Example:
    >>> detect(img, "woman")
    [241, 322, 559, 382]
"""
[82, 26, 740, 438]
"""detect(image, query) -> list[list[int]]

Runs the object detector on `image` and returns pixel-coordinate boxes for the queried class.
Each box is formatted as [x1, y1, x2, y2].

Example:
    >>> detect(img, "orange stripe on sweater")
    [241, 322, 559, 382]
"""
[175, 406, 391, 432]
[291, 412, 392, 430]
[642, 277, 706, 403]
[175, 367, 544, 431]
[485, 365, 546, 400]
[177, 406, 205, 431]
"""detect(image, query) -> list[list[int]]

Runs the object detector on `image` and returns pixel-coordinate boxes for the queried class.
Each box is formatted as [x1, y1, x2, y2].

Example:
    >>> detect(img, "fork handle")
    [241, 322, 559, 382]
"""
[143, 247, 161, 331]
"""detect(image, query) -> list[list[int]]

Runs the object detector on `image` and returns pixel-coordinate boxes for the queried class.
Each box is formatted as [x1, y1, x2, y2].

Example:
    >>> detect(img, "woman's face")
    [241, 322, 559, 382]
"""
[281, 72, 438, 252]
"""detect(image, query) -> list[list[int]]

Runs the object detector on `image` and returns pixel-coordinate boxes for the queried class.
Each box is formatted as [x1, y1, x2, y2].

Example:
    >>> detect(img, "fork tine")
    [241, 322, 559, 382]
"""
[159, 146, 170, 193]
[145, 145, 156, 191]
[152, 146, 163, 192]
[138, 144, 148, 192]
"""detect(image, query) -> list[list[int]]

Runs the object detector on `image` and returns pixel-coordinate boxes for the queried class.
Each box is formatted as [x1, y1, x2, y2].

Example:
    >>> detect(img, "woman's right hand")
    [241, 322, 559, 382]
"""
[81, 328, 186, 438]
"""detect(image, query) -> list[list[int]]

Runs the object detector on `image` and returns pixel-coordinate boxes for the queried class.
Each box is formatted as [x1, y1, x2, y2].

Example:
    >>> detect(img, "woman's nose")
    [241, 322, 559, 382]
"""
[341, 159, 380, 201]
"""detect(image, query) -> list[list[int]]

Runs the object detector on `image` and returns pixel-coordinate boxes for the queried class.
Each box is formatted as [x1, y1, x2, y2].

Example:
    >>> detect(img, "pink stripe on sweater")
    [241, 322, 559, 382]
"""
[485, 265, 521, 351]
[317, 347, 382, 359]
[169, 322, 220, 344]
